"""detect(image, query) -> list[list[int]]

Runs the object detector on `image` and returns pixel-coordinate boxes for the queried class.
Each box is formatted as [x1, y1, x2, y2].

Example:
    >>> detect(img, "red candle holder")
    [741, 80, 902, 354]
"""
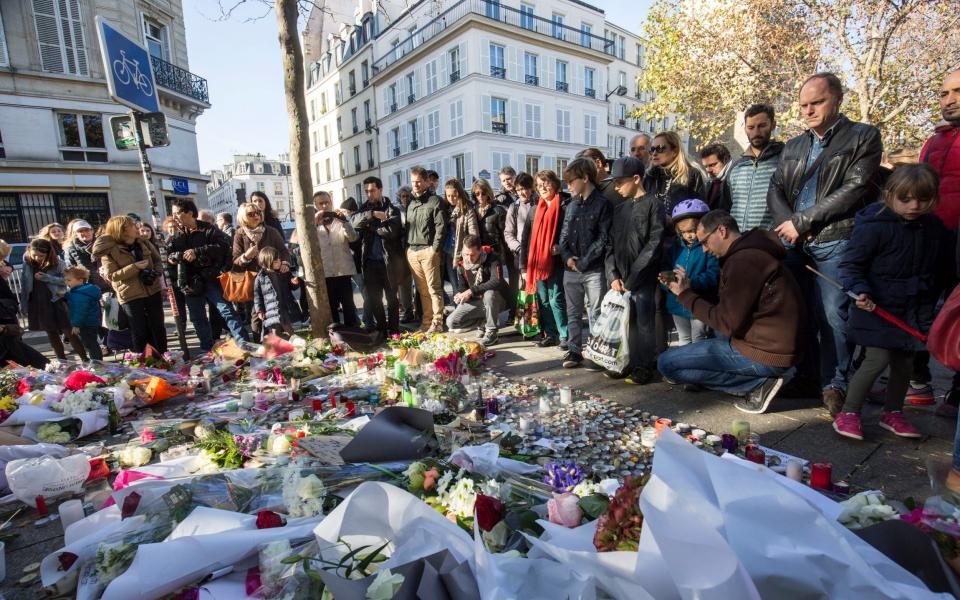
[345, 401, 356, 417]
[655, 418, 672, 435]
[745, 445, 766, 465]
[311, 398, 323, 412]
[810, 462, 832, 489]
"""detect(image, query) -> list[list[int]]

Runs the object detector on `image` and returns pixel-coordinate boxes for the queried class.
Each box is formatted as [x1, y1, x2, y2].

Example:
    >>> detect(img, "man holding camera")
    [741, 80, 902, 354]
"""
[168, 199, 250, 351]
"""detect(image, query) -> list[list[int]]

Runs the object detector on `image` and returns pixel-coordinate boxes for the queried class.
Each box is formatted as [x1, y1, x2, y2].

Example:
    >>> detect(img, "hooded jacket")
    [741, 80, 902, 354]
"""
[66, 282, 102, 328]
[728, 141, 784, 231]
[840, 202, 945, 351]
[662, 237, 720, 319]
[604, 192, 663, 292]
[678, 229, 805, 368]
[92, 236, 163, 304]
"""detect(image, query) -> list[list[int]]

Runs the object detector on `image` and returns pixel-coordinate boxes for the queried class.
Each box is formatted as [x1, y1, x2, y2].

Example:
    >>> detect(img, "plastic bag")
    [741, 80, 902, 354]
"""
[513, 291, 540, 337]
[583, 290, 631, 373]
[0, 443, 69, 492]
[928, 285, 960, 370]
[101, 293, 122, 331]
[6, 453, 91, 507]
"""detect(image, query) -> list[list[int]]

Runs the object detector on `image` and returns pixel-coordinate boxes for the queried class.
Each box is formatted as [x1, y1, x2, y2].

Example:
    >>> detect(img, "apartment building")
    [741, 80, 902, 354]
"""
[206, 153, 293, 221]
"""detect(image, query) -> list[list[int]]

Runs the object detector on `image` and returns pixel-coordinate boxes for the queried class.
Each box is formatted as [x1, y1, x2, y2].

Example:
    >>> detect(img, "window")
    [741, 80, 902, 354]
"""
[323, 125, 330, 147]
[450, 100, 464, 137]
[520, 4, 535, 30]
[312, 130, 318, 152]
[618, 104, 627, 121]
[525, 155, 539, 175]
[619, 71, 627, 88]
[314, 162, 321, 184]
[325, 158, 332, 181]
[485, 0, 500, 20]
[361, 61, 370, 86]
[556, 109, 571, 142]
[0, 192, 108, 242]
[524, 53, 538, 86]
[310, 99, 316, 122]
[491, 97, 507, 133]
[321, 92, 328, 112]
[556, 60, 568, 92]
[408, 119, 419, 150]
[552, 14, 564, 40]
[363, 101, 371, 127]
[405, 72, 417, 103]
[351, 108, 358, 133]
[274, 181, 283, 196]
[390, 127, 400, 157]
[618, 35, 626, 60]
[525, 103, 541, 138]
[427, 110, 440, 146]
[366, 140, 374, 167]
[334, 83, 341, 105]
[448, 47, 461, 82]
[580, 23, 592, 48]
[336, 116, 342, 139]
[339, 152, 346, 176]
[584, 114, 597, 146]
[353, 146, 361, 171]
[392, 171, 402, 191]
[426, 60, 438, 95]
[489, 44, 505, 78]
[556, 157, 569, 178]
[142, 16, 169, 62]
[584, 68, 595, 98]
[453, 154, 465, 183]
[388, 84, 398, 112]
[33, 0, 88, 75]
[348, 71, 356, 95]
[57, 112, 106, 162]
[0, 8, 8, 67]
[636, 43, 644, 67]
[256, 181, 265, 192]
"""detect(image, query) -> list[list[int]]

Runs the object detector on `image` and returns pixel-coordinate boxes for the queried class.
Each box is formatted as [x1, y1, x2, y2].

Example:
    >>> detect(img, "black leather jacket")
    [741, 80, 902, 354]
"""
[767, 116, 882, 243]
[351, 198, 404, 265]
[167, 220, 232, 296]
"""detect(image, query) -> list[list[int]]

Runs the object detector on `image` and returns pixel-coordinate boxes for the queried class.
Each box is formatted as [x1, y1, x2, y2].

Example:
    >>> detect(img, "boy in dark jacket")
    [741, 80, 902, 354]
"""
[559, 158, 613, 369]
[446, 235, 507, 346]
[64, 265, 103, 360]
[604, 157, 663, 383]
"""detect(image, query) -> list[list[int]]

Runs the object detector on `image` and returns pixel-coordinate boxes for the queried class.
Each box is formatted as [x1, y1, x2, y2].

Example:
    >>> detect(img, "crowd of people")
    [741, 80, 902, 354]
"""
[2, 70, 958, 442]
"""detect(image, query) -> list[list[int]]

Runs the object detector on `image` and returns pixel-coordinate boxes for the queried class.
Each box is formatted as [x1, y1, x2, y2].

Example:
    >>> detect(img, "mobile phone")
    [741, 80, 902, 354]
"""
[659, 270, 677, 283]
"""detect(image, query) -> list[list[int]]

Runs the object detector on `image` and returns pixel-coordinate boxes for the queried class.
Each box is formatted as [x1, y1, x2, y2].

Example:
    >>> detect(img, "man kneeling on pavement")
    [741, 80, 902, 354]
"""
[446, 235, 507, 346]
[657, 210, 806, 413]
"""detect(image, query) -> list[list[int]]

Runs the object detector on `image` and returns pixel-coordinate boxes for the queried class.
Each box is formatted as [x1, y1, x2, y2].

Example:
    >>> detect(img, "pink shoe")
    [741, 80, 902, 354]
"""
[879, 411, 922, 438]
[833, 412, 863, 441]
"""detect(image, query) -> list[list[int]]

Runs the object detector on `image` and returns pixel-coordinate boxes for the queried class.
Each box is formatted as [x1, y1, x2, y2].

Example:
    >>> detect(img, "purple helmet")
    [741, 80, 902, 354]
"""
[671, 199, 710, 223]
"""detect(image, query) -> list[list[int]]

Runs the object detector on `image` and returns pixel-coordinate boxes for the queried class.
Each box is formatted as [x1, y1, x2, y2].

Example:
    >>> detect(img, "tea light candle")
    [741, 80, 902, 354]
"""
[705, 434, 722, 447]
[560, 386, 573, 406]
[692, 428, 707, 440]
[810, 462, 832, 490]
[274, 390, 289, 405]
[539, 395, 552, 414]
[519, 416, 532, 434]
[785, 460, 803, 482]
[394, 362, 406, 381]
[254, 392, 268, 411]
[239, 391, 255, 409]
[58, 499, 84, 533]
[731, 420, 751, 445]
[720, 433, 738, 453]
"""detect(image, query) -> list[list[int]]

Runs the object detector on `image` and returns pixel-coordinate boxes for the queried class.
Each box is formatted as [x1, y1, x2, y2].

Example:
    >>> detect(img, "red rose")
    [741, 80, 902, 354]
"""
[474, 494, 505, 532]
[58, 552, 78, 571]
[255, 510, 284, 529]
[16, 378, 33, 396]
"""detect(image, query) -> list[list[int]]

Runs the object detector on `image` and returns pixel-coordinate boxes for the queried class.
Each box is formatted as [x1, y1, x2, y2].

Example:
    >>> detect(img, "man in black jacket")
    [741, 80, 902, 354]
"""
[405, 166, 448, 333]
[559, 157, 613, 369]
[352, 177, 404, 335]
[495, 166, 517, 206]
[604, 157, 663, 383]
[169, 199, 250, 351]
[767, 72, 882, 414]
[700, 143, 732, 211]
[446, 235, 507, 346]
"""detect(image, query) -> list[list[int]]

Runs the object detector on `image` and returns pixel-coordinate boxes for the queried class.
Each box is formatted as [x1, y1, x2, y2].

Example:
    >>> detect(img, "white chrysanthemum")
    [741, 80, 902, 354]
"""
[572, 481, 602, 498]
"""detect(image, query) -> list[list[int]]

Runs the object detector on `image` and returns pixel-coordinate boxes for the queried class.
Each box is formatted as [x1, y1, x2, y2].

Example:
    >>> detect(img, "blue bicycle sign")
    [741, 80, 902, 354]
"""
[96, 16, 159, 113]
[112, 50, 154, 98]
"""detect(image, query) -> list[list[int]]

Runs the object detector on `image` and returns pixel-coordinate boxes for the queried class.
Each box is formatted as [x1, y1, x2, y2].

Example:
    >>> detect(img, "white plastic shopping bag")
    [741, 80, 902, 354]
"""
[584, 290, 631, 373]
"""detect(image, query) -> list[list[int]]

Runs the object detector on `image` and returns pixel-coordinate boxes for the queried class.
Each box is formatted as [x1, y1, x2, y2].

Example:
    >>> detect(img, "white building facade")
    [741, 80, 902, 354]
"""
[0, 0, 210, 242]
[206, 154, 293, 221]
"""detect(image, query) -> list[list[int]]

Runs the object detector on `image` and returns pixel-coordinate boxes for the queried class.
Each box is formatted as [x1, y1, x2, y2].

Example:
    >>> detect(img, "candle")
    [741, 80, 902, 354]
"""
[311, 398, 323, 413]
[518, 416, 531, 434]
[810, 462, 832, 490]
[785, 460, 803, 482]
[288, 408, 305, 420]
[560, 386, 573, 405]
[254, 392, 268, 411]
[275, 390, 289, 405]
[745, 445, 765, 465]
[225, 401, 238, 412]
[58, 499, 84, 533]
[394, 362, 406, 381]
[720, 433, 738, 453]
[402, 387, 413, 407]
[240, 391, 255, 409]
[485, 396, 500, 415]
[641, 427, 657, 448]
[705, 434, 722, 447]
[344, 401, 356, 417]
[655, 418, 672, 435]
[731, 420, 751, 445]
[538, 395, 552, 414]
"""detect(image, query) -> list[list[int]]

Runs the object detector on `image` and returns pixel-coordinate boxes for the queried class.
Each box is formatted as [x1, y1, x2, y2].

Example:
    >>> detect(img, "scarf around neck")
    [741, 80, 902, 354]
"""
[525, 193, 562, 294]
[243, 225, 265, 245]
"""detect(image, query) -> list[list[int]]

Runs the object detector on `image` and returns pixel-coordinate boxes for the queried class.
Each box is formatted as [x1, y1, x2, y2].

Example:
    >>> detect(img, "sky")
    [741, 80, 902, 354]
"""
[184, 0, 652, 173]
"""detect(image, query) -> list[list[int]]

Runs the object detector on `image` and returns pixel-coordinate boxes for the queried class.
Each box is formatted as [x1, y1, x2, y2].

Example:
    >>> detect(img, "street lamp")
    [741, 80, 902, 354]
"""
[605, 85, 628, 100]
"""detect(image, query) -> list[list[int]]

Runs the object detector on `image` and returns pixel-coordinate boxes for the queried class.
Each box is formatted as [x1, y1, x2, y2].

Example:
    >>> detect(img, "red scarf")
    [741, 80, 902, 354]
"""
[525, 194, 561, 294]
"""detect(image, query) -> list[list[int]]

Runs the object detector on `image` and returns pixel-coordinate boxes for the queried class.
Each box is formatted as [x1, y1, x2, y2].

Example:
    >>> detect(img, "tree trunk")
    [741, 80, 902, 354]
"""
[275, 0, 332, 337]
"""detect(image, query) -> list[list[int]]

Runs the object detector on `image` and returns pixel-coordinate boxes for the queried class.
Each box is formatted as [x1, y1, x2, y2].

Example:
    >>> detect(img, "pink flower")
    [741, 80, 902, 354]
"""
[423, 468, 439, 491]
[547, 492, 583, 528]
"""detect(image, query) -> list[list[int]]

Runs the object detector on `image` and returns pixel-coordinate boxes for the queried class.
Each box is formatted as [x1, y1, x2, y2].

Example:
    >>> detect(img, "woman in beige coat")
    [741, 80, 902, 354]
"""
[314, 192, 360, 325]
[93, 215, 166, 352]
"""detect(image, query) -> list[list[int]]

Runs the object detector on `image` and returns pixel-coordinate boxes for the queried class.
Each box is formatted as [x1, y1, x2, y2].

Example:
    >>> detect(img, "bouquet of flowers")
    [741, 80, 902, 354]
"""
[36, 419, 80, 444]
[52, 387, 113, 416]
[838, 491, 900, 530]
[123, 348, 174, 371]
[281, 463, 327, 518]
[0, 393, 16, 425]
[593, 474, 648, 552]
[901, 496, 960, 561]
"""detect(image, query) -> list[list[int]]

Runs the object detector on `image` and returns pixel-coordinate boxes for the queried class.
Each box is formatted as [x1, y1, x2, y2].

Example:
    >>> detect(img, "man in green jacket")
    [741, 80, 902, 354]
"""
[405, 166, 449, 332]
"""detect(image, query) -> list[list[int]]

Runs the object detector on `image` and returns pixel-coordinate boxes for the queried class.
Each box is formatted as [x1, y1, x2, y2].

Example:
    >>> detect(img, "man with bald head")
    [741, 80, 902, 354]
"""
[767, 72, 882, 415]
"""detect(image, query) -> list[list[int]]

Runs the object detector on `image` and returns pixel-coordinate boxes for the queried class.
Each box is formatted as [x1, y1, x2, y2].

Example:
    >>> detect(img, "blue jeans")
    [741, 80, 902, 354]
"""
[562, 270, 604, 354]
[185, 283, 250, 351]
[784, 239, 852, 392]
[657, 337, 790, 394]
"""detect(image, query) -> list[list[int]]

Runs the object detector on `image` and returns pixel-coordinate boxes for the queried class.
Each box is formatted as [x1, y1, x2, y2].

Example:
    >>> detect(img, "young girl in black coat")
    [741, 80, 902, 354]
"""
[254, 247, 301, 337]
[834, 164, 946, 442]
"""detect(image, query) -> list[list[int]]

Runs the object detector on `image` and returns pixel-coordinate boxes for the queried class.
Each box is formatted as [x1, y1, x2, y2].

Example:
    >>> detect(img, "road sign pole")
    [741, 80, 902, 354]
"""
[132, 111, 190, 358]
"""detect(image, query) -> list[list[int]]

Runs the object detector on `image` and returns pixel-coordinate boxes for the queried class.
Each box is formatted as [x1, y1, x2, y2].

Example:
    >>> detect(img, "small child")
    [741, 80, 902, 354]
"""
[660, 199, 719, 345]
[254, 247, 301, 338]
[64, 265, 103, 361]
[833, 164, 946, 441]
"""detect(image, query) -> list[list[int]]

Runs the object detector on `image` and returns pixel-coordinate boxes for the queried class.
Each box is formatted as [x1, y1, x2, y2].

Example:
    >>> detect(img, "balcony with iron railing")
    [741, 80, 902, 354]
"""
[492, 120, 507, 134]
[525, 74, 539, 86]
[490, 66, 506, 79]
[556, 81, 569, 92]
[150, 56, 209, 105]
[373, 0, 614, 73]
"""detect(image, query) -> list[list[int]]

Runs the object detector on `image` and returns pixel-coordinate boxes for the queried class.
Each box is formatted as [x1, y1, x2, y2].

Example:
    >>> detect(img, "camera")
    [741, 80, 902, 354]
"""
[139, 268, 159, 286]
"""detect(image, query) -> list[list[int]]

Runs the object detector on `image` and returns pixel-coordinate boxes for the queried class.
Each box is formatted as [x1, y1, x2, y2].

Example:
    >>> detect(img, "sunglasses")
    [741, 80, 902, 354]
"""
[650, 145, 670, 154]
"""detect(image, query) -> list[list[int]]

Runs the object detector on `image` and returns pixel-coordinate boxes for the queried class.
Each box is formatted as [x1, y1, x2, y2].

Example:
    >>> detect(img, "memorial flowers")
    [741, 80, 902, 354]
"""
[53, 387, 112, 416]
[593, 475, 647, 552]
[282, 463, 326, 518]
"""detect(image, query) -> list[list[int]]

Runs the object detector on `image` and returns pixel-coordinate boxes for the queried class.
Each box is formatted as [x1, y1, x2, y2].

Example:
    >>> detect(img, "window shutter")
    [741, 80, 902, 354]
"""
[33, 0, 64, 73]
[509, 100, 520, 136]
[480, 38, 490, 75]
[480, 95, 491, 133]
[417, 116, 424, 147]
[464, 153, 473, 184]
[443, 157, 453, 181]
[524, 103, 532, 137]
[0, 9, 8, 67]
[63, 0, 88, 75]
[572, 64, 582, 95]
[439, 55, 448, 88]
[516, 153, 526, 174]
[458, 43, 467, 77]
[507, 47, 520, 82]
[399, 126, 408, 154]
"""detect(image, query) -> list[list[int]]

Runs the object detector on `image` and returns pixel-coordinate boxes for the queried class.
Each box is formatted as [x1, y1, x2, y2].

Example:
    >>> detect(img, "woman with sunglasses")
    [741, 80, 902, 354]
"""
[233, 202, 290, 340]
